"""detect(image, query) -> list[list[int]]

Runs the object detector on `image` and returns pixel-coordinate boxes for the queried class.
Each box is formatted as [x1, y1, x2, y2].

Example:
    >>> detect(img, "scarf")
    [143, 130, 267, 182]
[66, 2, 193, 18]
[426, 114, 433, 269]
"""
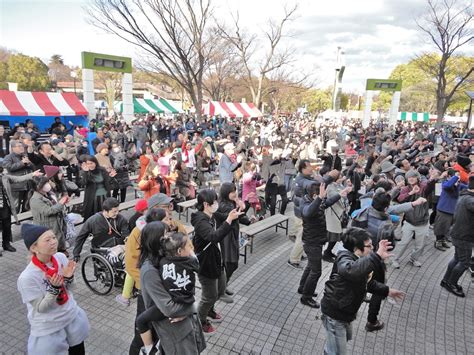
[32, 255, 69, 305]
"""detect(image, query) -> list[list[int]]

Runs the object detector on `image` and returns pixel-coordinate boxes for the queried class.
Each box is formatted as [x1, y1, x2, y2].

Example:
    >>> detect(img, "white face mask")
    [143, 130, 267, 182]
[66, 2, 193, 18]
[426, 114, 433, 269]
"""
[113, 147, 120, 153]
[210, 202, 218, 213]
[42, 183, 52, 193]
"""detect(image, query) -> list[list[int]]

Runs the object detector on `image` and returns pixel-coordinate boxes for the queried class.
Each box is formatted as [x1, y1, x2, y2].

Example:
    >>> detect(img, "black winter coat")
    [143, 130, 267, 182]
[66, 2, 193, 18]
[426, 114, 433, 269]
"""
[300, 193, 340, 245]
[321, 250, 389, 322]
[450, 190, 474, 242]
[214, 200, 251, 264]
[191, 211, 232, 279]
[81, 167, 111, 220]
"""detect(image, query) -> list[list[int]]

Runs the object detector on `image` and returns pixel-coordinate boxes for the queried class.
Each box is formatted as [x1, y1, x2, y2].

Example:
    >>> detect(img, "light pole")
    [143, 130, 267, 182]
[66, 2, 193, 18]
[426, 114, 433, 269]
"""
[71, 71, 77, 94]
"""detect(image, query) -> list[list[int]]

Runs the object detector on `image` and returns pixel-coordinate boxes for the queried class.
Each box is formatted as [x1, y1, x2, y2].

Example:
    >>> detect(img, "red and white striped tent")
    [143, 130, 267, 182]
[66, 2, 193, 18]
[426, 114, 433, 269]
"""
[204, 101, 263, 118]
[0, 90, 88, 131]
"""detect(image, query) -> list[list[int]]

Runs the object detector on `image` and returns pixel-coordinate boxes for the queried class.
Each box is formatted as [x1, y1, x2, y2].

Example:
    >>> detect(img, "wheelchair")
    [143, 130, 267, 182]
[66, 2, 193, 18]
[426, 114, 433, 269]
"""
[81, 247, 126, 295]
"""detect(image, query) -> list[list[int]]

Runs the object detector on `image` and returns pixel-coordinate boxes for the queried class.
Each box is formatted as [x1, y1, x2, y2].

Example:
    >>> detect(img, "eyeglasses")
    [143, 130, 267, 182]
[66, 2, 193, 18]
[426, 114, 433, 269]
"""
[364, 243, 374, 249]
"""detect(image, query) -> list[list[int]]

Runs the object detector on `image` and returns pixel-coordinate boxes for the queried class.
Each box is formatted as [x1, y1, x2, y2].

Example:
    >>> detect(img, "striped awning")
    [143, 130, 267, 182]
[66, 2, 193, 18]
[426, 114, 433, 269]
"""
[115, 97, 181, 114]
[398, 112, 430, 122]
[204, 101, 263, 118]
[0, 90, 88, 116]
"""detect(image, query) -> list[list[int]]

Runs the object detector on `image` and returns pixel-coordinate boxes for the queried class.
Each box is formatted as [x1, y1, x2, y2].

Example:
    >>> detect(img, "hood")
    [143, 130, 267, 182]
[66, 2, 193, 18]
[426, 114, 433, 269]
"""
[191, 210, 211, 227]
[459, 189, 474, 197]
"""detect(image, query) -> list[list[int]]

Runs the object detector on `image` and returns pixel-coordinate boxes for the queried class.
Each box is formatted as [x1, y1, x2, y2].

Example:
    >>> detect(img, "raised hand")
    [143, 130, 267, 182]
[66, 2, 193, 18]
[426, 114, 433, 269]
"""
[376, 239, 393, 260]
[62, 260, 77, 278]
[47, 273, 64, 287]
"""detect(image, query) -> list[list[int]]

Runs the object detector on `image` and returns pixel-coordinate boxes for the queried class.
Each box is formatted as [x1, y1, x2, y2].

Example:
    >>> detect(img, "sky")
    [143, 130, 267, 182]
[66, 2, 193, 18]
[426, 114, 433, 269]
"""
[0, 0, 469, 92]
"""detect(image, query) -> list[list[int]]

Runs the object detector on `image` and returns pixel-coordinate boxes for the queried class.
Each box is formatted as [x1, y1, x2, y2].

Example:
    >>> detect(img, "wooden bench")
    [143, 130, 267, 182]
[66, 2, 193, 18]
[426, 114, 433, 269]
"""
[206, 179, 221, 190]
[177, 198, 197, 222]
[119, 199, 138, 211]
[240, 214, 290, 253]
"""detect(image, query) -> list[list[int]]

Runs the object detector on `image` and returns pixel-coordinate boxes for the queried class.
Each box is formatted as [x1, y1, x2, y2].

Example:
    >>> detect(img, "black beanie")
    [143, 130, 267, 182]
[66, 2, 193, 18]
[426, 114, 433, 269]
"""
[457, 154, 471, 169]
[22, 224, 50, 250]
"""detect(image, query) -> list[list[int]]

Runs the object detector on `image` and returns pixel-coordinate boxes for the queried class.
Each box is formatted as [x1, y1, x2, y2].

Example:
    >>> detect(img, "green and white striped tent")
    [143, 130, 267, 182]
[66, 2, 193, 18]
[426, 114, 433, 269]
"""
[114, 97, 182, 114]
[398, 112, 431, 122]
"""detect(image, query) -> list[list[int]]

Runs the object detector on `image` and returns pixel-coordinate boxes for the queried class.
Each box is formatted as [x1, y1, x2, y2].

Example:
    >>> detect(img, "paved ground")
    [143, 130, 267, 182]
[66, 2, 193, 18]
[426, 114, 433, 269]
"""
[1, 204, 473, 354]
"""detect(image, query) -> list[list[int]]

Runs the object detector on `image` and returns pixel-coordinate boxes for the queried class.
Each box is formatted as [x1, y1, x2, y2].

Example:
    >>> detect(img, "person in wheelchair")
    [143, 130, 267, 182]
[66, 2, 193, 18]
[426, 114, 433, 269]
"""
[72, 197, 129, 262]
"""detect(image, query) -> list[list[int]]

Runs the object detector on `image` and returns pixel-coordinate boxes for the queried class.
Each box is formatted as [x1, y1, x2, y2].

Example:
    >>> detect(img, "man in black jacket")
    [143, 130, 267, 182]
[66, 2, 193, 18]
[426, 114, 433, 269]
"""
[441, 176, 474, 297]
[73, 198, 129, 261]
[298, 181, 341, 308]
[321, 228, 405, 355]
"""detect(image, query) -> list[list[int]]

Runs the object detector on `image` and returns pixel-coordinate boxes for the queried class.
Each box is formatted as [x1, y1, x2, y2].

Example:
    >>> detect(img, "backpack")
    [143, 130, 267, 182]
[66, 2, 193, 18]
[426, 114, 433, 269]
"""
[350, 207, 396, 249]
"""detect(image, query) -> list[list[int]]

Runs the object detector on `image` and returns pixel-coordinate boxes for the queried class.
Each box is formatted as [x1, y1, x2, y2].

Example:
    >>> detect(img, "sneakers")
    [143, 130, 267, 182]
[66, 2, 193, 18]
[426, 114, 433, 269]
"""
[287, 260, 303, 269]
[392, 260, 400, 269]
[201, 320, 216, 333]
[115, 294, 130, 306]
[207, 309, 224, 323]
[225, 287, 234, 296]
[409, 259, 422, 267]
[365, 320, 385, 332]
[300, 297, 320, 308]
[440, 280, 465, 297]
[434, 241, 447, 251]
[219, 294, 234, 303]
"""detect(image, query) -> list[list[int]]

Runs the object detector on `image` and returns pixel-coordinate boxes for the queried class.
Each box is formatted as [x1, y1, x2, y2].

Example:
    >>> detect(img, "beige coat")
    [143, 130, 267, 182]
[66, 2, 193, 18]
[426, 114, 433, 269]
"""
[325, 182, 347, 234]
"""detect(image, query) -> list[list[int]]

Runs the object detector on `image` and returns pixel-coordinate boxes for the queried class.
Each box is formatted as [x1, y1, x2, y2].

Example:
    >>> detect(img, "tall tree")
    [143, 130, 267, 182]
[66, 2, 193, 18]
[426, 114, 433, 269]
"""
[416, 0, 473, 123]
[87, 0, 214, 119]
[6, 54, 50, 91]
[95, 72, 123, 111]
[50, 54, 64, 65]
[218, 5, 298, 109]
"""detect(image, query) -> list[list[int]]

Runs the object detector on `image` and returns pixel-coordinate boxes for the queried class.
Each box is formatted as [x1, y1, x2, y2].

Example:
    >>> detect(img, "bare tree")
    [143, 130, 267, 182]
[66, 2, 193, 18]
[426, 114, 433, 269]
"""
[86, 0, 215, 119]
[416, 0, 473, 123]
[95, 72, 122, 111]
[203, 36, 243, 101]
[218, 5, 298, 109]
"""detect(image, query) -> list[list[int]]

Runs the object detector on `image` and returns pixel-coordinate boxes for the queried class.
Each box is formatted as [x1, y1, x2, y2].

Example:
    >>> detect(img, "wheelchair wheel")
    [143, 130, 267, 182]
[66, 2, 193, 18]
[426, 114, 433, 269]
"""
[81, 253, 115, 295]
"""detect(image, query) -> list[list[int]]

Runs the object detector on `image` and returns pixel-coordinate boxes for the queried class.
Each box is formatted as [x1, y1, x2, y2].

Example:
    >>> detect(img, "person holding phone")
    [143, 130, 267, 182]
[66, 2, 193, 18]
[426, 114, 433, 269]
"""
[214, 183, 253, 301]
[191, 189, 243, 333]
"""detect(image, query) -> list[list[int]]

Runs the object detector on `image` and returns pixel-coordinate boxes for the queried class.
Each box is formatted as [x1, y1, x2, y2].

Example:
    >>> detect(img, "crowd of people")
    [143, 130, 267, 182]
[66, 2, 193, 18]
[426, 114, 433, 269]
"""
[2, 112, 472, 354]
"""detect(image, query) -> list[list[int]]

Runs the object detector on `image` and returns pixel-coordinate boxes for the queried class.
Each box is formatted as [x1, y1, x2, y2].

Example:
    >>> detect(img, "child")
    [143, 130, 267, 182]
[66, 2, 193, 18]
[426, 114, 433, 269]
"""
[17, 224, 90, 355]
[116, 200, 148, 307]
[137, 231, 198, 355]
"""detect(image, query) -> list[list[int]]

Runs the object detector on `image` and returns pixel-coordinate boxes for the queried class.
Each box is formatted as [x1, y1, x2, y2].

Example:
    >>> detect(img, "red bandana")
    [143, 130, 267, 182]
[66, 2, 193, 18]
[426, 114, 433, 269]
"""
[32, 255, 69, 305]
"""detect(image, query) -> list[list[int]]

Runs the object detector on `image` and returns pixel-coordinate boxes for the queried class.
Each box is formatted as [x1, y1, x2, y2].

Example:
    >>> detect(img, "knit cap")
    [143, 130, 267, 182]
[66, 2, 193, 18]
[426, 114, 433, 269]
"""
[22, 224, 50, 250]
[135, 199, 148, 213]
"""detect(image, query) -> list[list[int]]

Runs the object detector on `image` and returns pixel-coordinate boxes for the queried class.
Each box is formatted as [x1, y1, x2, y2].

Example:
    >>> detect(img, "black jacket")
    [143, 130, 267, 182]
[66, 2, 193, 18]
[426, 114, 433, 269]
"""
[191, 211, 232, 279]
[300, 193, 340, 245]
[73, 212, 129, 258]
[214, 200, 251, 264]
[81, 167, 111, 220]
[321, 250, 389, 322]
[450, 190, 474, 242]
[292, 173, 315, 219]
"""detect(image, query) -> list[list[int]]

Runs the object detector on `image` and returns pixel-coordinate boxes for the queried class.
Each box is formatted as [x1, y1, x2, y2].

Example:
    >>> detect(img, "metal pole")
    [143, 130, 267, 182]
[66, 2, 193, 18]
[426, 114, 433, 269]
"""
[467, 98, 473, 130]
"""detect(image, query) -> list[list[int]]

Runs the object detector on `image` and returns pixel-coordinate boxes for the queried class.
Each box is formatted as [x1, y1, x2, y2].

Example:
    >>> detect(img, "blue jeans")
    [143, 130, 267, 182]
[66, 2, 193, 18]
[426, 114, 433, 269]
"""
[321, 314, 352, 355]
